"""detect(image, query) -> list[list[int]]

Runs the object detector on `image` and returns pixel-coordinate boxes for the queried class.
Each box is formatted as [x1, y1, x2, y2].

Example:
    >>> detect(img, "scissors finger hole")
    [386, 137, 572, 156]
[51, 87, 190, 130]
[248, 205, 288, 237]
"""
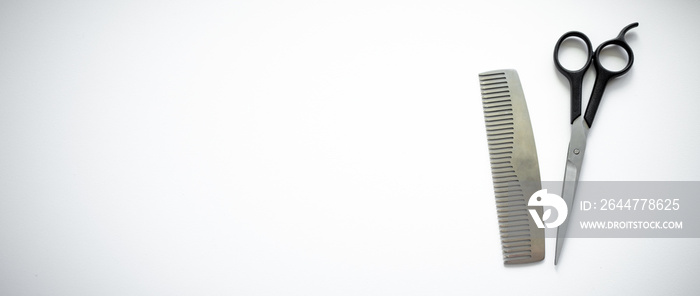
[556, 37, 591, 72]
[597, 44, 630, 72]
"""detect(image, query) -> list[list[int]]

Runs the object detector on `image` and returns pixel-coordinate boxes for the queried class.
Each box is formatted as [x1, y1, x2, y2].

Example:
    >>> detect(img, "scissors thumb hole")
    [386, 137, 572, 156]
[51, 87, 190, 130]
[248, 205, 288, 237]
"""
[596, 44, 630, 72]
[555, 36, 592, 72]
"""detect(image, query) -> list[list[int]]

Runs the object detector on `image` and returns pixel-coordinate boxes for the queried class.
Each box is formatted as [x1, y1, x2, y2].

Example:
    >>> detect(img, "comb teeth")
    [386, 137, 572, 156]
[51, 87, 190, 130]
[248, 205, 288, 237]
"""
[479, 70, 543, 264]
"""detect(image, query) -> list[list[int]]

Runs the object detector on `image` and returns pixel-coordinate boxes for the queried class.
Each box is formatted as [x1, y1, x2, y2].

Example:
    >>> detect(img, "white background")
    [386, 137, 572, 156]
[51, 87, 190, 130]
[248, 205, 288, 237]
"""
[1, 0, 699, 295]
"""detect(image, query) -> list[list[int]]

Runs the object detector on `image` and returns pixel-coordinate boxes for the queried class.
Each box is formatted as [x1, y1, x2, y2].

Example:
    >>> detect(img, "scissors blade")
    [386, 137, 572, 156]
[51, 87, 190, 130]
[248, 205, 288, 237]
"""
[554, 117, 589, 265]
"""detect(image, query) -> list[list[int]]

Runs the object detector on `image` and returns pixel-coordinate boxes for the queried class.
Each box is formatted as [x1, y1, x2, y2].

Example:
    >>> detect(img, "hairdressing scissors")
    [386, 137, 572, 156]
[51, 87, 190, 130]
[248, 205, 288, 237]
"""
[553, 22, 638, 265]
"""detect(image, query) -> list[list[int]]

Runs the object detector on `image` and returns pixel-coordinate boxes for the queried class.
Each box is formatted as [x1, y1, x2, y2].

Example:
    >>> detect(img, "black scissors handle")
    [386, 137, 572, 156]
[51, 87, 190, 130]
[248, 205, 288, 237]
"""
[553, 31, 593, 124]
[585, 23, 637, 127]
[553, 23, 638, 127]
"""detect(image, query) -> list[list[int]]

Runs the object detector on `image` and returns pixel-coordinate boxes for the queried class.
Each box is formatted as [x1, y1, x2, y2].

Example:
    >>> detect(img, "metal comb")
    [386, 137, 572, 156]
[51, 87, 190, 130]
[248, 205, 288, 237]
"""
[478, 69, 545, 264]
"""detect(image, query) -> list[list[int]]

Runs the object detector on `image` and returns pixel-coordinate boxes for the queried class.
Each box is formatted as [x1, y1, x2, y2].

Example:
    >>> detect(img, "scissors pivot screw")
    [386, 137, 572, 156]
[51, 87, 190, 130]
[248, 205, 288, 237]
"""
[573, 148, 580, 155]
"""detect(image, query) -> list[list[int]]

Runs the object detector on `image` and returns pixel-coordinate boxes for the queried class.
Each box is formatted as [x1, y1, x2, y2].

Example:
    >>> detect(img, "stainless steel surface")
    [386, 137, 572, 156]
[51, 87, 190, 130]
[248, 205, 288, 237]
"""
[479, 69, 545, 264]
[555, 116, 589, 265]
